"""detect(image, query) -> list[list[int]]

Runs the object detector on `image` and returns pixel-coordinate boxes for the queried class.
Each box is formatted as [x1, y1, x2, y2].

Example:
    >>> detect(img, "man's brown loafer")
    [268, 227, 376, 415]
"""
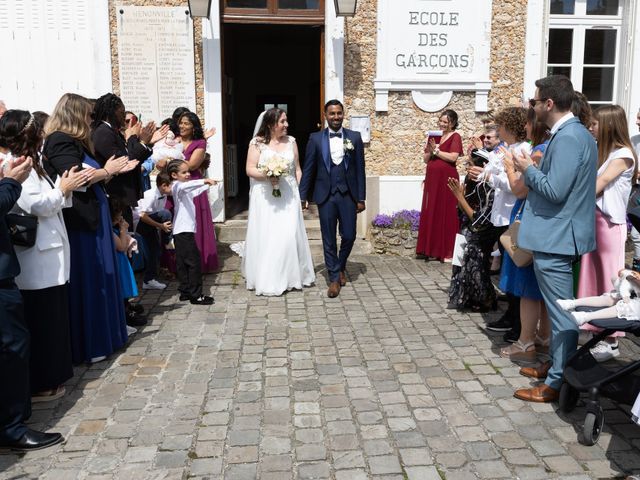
[339, 271, 347, 286]
[327, 281, 341, 298]
[513, 384, 559, 403]
[519, 361, 551, 379]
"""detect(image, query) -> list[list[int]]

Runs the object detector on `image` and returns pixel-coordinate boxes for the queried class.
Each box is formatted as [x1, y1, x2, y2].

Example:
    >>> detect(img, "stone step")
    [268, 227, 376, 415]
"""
[216, 219, 323, 242]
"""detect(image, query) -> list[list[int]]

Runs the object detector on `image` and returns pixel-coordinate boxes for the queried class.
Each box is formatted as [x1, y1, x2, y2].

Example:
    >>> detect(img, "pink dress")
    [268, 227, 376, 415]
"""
[578, 209, 626, 336]
[184, 139, 219, 273]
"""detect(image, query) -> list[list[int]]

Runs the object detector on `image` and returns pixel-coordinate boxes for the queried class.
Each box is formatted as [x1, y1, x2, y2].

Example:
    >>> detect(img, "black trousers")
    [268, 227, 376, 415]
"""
[174, 232, 202, 298]
[136, 209, 172, 282]
[0, 282, 30, 442]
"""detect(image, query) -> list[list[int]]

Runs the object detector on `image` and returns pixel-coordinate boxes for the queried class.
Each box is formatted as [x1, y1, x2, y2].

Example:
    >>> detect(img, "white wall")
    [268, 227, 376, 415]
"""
[378, 176, 424, 214]
[0, 0, 112, 113]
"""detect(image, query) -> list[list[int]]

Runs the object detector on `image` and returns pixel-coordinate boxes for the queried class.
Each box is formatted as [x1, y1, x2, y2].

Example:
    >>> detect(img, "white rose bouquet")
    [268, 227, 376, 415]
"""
[258, 154, 290, 197]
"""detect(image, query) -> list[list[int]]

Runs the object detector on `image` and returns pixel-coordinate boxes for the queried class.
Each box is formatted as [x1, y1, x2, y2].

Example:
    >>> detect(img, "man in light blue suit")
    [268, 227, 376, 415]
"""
[512, 75, 597, 402]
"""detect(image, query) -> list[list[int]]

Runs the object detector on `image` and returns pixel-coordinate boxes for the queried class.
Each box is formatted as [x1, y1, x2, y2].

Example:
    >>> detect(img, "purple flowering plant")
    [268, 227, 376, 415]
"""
[372, 210, 420, 231]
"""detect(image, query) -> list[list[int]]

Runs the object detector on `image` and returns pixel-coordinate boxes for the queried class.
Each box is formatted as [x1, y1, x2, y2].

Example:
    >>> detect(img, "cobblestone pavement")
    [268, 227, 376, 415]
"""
[2, 251, 640, 480]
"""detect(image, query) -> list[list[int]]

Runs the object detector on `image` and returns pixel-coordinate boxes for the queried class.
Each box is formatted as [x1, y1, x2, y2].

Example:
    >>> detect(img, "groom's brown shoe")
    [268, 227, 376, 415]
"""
[519, 361, 552, 380]
[327, 282, 341, 298]
[339, 271, 347, 286]
[513, 384, 559, 403]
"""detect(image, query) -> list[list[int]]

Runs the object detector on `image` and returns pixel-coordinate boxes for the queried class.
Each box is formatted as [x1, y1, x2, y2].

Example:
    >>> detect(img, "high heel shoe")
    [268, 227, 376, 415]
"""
[500, 340, 536, 363]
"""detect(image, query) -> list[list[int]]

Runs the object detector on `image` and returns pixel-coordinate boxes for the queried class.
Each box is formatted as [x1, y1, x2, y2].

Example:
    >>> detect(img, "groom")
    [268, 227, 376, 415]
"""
[300, 99, 366, 298]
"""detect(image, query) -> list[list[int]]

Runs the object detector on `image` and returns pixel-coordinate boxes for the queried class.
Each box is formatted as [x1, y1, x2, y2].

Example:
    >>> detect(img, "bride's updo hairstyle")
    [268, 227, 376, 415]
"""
[255, 108, 286, 144]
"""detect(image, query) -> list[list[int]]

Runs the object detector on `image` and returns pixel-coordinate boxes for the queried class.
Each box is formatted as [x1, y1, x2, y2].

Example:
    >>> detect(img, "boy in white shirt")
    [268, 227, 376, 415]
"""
[135, 172, 173, 290]
[166, 160, 217, 305]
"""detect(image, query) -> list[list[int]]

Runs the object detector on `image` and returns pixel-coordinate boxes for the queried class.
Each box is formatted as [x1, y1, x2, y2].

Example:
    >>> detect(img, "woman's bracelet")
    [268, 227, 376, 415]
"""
[103, 168, 112, 178]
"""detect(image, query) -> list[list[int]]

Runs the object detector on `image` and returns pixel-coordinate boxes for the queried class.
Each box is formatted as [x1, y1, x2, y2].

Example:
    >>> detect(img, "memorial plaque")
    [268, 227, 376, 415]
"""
[116, 6, 196, 122]
[375, 0, 493, 112]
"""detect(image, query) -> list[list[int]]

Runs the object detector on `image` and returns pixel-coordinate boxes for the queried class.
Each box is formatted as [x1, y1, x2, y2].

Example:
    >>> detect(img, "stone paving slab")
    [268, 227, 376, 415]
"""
[1, 251, 640, 479]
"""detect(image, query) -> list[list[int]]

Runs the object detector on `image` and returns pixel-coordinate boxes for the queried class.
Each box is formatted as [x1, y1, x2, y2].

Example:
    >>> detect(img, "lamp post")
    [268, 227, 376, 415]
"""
[188, 0, 212, 18]
[333, 0, 357, 16]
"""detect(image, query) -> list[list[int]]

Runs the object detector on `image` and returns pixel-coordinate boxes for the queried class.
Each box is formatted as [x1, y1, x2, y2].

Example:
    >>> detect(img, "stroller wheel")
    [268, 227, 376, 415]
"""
[582, 407, 604, 446]
[559, 382, 579, 413]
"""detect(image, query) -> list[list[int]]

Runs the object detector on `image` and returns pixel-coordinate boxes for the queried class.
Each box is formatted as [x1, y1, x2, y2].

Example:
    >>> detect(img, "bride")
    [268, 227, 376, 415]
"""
[241, 108, 315, 295]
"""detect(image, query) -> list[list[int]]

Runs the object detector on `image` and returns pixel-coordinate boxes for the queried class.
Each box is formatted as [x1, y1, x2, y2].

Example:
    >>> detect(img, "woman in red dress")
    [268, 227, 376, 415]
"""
[416, 109, 464, 261]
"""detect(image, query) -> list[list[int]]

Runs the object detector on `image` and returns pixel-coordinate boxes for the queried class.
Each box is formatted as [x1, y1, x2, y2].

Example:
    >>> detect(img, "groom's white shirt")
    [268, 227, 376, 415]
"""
[329, 128, 344, 166]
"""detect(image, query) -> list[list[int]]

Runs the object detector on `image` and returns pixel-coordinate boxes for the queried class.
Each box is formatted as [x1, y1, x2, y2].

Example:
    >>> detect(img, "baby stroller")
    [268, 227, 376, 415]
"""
[558, 317, 640, 445]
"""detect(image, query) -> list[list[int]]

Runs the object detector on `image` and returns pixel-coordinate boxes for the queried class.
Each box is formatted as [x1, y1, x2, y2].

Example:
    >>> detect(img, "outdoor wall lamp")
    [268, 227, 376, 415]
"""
[334, 0, 357, 16]
[188, 0, 212, 18]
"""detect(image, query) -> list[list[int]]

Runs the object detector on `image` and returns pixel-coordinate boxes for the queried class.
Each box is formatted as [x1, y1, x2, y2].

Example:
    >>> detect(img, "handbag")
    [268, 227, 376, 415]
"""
[6, 213, 38, 247]
[500, 201, 533, 268]
[452, 233, 467, 267]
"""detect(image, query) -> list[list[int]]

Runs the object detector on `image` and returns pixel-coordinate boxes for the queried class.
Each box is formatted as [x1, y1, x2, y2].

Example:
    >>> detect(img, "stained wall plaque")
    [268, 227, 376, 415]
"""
[116, 6, 196, 122]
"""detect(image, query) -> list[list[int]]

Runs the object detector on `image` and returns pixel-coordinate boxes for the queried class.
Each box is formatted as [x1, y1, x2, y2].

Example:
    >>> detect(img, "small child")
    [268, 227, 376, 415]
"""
[166, 159, 217, 305]
[557, 269, 640, 325]
[135, 172, 173, 290]
[110, 198, 146, 329]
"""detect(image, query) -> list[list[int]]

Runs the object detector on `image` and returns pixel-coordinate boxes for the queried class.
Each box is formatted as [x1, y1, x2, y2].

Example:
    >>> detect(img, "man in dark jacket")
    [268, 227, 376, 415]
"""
[0, 155, 64, 451]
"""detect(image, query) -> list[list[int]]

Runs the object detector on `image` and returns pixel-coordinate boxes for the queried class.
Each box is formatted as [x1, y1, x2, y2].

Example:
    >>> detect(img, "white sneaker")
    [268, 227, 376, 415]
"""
[590, 341, 620, 362]
[571, 311, 590, 326]
[90, 355, 107, 364]
[126, 325, 137, 336]
[557, 298, 576, 311]
[143, 279, 167, 290]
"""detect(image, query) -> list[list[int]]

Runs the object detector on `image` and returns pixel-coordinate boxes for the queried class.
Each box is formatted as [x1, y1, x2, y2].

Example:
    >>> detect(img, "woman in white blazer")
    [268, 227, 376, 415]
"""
[1, 110, 88, 401]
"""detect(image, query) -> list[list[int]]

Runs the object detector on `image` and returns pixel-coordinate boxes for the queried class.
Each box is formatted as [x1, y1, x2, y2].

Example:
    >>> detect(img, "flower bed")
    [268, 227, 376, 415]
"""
[370, 210, 420, 256]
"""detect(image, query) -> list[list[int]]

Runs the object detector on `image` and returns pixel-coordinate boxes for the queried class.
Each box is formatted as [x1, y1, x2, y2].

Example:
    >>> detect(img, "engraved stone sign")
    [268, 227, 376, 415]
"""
[375, 0, 493, 112]
[116, 6, 196, 122]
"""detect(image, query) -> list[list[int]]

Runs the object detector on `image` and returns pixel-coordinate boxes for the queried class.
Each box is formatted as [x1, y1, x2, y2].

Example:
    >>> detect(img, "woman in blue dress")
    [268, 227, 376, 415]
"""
[498, 108, 551, 363]
[43, 93, 134, 363]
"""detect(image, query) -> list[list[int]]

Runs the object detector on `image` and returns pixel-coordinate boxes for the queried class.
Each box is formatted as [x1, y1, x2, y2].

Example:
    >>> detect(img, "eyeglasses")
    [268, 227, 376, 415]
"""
[529, 98, 548, 108]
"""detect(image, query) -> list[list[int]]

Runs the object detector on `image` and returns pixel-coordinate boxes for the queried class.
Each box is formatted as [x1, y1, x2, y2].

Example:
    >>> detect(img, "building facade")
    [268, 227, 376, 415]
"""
[1, 0, 639, 224]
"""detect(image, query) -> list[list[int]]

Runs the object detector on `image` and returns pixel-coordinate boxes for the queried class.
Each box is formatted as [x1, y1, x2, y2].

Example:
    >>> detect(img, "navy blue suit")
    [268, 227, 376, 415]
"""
[299, 128, 366, 283]
[0, 178, 31, 442]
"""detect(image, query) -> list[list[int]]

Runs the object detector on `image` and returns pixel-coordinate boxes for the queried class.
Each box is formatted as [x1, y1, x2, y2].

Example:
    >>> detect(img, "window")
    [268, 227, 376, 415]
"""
[545, 0, 623, 107]
[223, 0, 324, 23]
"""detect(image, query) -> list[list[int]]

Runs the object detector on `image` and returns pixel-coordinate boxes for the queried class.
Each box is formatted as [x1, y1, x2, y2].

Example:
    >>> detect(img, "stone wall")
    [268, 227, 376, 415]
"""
[344, 0, 529, 176]
[107, 0, 205, 121]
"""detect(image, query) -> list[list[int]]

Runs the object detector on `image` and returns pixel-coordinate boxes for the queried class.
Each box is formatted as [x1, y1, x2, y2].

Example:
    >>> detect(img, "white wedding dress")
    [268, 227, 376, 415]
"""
[241, 136, 315, 296]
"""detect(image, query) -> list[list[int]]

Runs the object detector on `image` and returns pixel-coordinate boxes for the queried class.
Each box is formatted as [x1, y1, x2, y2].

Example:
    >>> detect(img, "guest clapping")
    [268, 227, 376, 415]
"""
[416, 109, 464, 261]
[1, 110, 88, 399]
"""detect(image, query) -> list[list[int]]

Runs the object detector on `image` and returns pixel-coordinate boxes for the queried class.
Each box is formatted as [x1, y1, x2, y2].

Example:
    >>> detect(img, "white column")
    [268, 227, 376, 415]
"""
[523, 0, 546, 99]
[324, 1, 344, 104]
[202, 1, 226, 222]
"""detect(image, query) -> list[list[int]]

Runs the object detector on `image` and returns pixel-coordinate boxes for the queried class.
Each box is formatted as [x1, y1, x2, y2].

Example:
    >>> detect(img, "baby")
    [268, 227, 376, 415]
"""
[557, 269, 640, 325]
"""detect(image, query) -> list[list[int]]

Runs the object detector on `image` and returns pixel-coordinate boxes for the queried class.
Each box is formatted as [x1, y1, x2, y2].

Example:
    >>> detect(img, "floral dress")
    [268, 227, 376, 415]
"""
[448, 179, 496, 311]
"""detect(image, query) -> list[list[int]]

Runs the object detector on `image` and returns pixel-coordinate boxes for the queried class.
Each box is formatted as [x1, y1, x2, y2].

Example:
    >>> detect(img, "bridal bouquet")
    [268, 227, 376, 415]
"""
[258, 155, 290, 197]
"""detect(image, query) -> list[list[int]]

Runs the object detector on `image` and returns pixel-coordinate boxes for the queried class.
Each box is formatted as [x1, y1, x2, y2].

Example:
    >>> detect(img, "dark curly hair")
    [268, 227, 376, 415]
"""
[494, 107, 527, 142]
[172, 107, 190, 124]
[255, 108, 286, 144]
[178, 112, 204, 140]
[571, 91, 593, 128]
[91, 93, 125, 130]
[0, 109, 45, 178]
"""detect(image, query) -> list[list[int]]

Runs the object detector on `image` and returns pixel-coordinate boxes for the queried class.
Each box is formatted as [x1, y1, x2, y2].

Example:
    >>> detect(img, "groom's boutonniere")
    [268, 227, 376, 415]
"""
[343, 139, 354, 153]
